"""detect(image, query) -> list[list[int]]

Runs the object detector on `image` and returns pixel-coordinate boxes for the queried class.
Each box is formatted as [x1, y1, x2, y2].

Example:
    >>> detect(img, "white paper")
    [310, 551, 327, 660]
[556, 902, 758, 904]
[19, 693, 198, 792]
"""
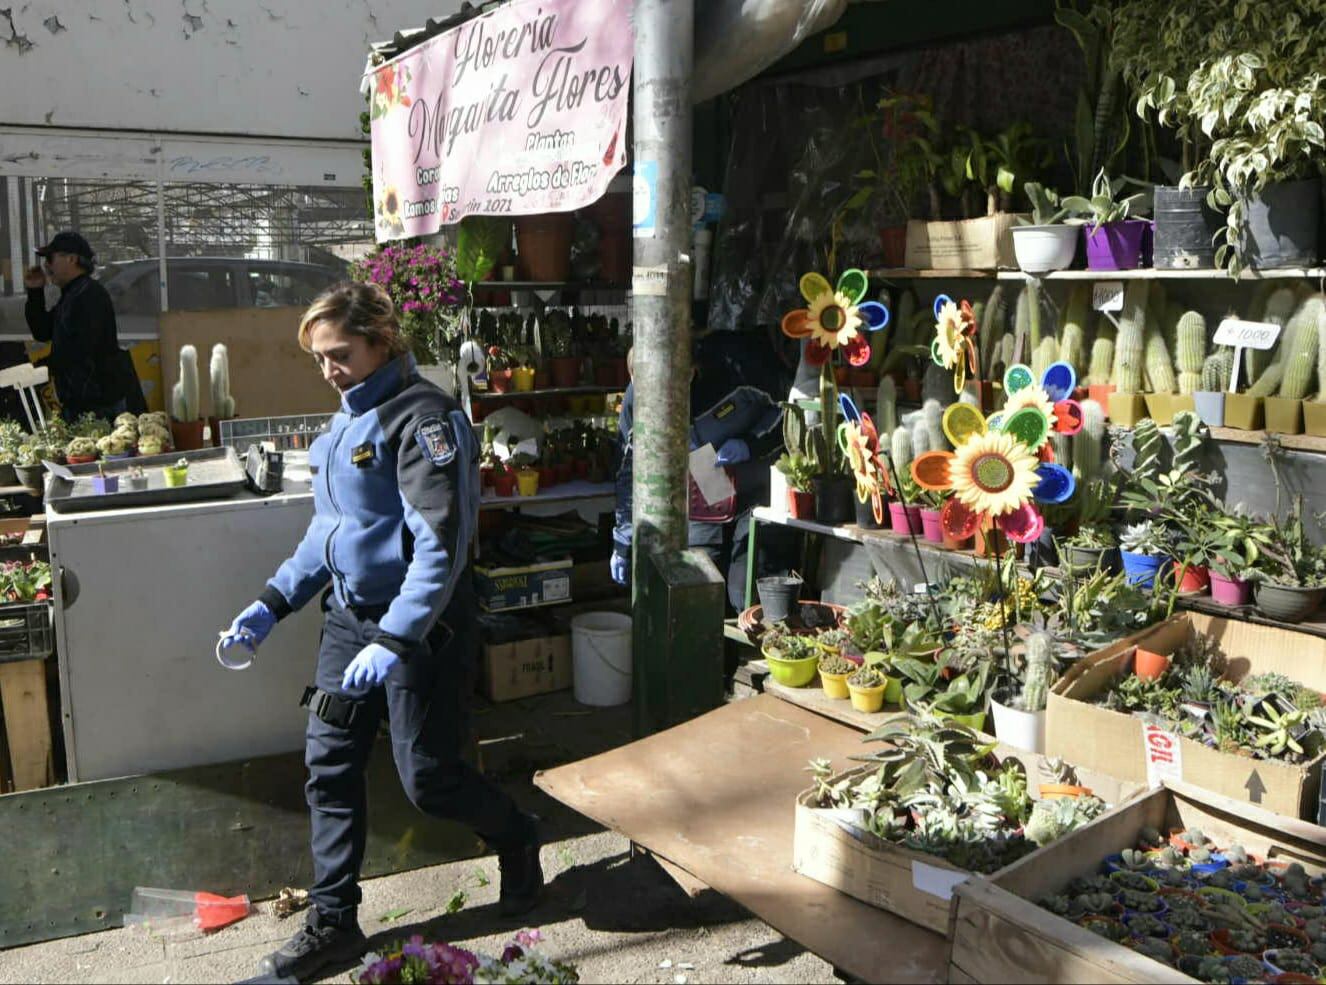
[911, 860, 969, 901]
[1092, 281, 1124, 312]
[1142, 723, 1184, 789]
[689, 443, 735, 505]
[1214, 317, 1282, 350]
[41, 459, 74, 481]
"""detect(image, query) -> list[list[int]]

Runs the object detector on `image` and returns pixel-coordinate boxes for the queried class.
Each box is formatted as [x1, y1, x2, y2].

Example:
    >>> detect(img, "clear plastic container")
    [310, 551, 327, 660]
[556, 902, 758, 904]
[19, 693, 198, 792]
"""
[123, 887, 252, 934]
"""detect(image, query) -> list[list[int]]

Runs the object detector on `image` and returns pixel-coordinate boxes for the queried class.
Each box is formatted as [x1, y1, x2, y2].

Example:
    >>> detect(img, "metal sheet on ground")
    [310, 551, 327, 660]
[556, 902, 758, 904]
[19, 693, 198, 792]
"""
[534, 695, 947, 983]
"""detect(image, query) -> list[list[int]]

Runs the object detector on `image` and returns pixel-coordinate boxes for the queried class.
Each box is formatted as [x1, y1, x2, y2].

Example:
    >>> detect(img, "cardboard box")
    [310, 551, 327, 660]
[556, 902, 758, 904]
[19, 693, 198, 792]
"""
[947, 781, 1326, 983]
[1047, 612, 1326, 819]
[473, 558, 572, 612]
[903, 213, 1026, 270]
[481, 634, 572, 702]
[792, 749, 1142, 935]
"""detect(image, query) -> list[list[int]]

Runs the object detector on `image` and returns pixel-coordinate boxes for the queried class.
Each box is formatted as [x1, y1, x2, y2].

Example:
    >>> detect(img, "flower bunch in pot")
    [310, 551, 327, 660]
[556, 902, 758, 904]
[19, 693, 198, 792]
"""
[1059, 168, 1154, 271]
[1244, 498, 1326, 624]
[350, 240, 466, 364]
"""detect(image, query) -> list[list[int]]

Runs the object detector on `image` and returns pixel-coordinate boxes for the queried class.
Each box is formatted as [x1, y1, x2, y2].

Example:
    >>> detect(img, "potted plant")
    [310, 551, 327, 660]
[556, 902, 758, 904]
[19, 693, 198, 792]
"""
[775, 452, 816, 519]
[350, 242, 466, 364]
[917, 489, 946, 545]
[846, 665, 887, 713]
[1060, 169, 1153, 271]
[1011, 182, 1081, 272]
[818, 653, 857, 700]
[64, 436, 99, 465]
[1247, 501, 1326, 623]
[756, 570, 803, 624]
[169, 344, 206, 451]
[13, 443, 50, 492]
[207, 343, 237, 448]
[1210, 510, 1276, 607]
[486, 346, 514, 394]
[1170, 514, 1224, 597]
[1119, 520, 1170, 589]
[515, 212, 574, 282]
[911, 665, 990, 732]
[1060, 525, 1120, 576]
[510, 347, 537, 393]
[990, 633, 1053, 753]
[761, 632, 821, 688]
[162, 457, 190, 488]
[490, 465, 517, 498]
[510, 451, 540, 497]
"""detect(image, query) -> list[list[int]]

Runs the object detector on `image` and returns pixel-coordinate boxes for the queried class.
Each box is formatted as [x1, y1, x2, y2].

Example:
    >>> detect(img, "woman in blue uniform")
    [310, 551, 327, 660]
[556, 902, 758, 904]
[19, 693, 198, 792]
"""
[218, 282, 541, 982]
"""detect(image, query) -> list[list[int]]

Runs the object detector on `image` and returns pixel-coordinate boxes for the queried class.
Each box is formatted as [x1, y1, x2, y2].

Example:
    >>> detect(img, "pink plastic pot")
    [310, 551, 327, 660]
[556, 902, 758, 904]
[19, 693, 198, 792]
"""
[888, 502, 924, 535]
[1210, 571, 1253, 607]
[920, 508, 945, 544]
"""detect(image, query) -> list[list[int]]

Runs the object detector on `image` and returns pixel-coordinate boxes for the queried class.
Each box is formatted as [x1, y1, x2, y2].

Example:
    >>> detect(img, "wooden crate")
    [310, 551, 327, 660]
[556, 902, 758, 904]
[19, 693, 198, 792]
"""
[947, 781, 1326, 983]
[793, 753, 1143, 935]
[0, 659, 54, 791]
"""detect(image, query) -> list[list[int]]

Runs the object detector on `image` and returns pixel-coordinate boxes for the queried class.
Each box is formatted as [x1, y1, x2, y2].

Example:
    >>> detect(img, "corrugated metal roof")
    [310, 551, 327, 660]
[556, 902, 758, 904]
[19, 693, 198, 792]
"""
[367, 2, 503, 66]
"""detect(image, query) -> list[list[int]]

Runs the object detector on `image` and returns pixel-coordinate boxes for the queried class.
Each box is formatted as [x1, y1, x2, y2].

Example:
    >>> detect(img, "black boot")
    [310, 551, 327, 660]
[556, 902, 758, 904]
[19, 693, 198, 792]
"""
[498, 815, 544, 917]
[257, 911, 366, 982]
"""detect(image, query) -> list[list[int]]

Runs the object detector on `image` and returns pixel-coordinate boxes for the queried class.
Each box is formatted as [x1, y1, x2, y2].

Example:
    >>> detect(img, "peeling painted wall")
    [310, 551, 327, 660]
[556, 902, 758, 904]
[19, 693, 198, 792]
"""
[0, 1, 464, 140]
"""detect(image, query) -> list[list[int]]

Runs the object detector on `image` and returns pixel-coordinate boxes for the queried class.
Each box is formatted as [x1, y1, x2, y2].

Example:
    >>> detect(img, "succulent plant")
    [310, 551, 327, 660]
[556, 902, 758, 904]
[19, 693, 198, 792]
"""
[1173, 929, 1216, 956]
[1193, 956, 1232, 983]
[1119, 848, 1153, 871]
[1119, 888, 1164, 913]
[1226, 954, 1268, 979]
[1126, 912, 1169, 938]
[1270, 949, 1321, 976]
[818, 654, 857, 675]
[1071, 891, 1118, 916]
[1080, 915, 1129, 942]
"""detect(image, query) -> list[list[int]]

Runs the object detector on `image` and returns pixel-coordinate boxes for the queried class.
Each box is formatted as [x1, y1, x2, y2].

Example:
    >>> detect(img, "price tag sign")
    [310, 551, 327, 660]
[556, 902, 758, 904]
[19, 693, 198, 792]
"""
[1143, 722, 1184, 789]
[1092, 281, 1125, 312]
[1214, 318, 1282, 350]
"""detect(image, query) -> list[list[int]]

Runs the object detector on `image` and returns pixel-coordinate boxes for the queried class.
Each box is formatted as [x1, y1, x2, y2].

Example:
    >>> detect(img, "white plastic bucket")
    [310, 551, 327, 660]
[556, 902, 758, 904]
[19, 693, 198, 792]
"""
[571, 611, 633, 706]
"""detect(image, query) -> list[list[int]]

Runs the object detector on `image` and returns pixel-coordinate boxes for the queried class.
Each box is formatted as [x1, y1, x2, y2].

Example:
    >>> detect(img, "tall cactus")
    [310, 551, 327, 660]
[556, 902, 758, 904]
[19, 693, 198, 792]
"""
[1131, 417, 1163, 483]
[922, 398, 946, 451]
[1172, 410, 1206, 476]
[1278, 296, 1325, 400]
[1175, 311, 1206, 395]
[999, 332, 1015, 371]
[1249, 287, 1301, 385]
[890, 425, 914, 474]
[1060, 285, 1089, 377]
[171, 344, 200, 423]
[1164, 301, 1184, 361]
[1086, 313, 1116, 387]
[1072, 399, 1106, 484]
[1144, 327, 1177, 394]
[980, 285, 1007, 377]
[1110, 281, 1149, 393]
[209, 343, 236, 418]
[910, 415, 932, 456]
[820, 367, 839, 474]
[1019, 633, 1054, 712]
[1201, 351, 1234, 393]
[1027, 281, 1044, 355]
[1014, 286, 1032, 363]
[1317, 308, 1326, 403]
[1050, 431, 1073, 472]
[875, 376, 899, 434]
[1032, 336, 1060, 381]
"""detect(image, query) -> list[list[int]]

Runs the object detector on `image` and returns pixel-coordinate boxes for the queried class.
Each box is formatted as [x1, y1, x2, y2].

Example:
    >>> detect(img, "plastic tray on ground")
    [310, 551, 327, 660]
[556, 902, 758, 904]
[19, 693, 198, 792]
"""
[43, 447, 247, 514]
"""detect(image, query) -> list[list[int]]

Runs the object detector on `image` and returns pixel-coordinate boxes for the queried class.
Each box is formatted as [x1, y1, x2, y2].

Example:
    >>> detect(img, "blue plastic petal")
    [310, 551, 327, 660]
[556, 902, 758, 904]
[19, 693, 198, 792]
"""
[933, 294, 953, 319]
[839, 394, 862, 425]
[1042, 361, 1077, 402]
[1033, 463, 1076, 504]
[857, 300, 889, 332]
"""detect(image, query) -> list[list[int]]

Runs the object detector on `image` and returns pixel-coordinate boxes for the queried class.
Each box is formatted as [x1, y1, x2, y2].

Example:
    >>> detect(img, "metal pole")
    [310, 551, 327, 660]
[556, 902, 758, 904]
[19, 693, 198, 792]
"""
[630, 0, 694, 560]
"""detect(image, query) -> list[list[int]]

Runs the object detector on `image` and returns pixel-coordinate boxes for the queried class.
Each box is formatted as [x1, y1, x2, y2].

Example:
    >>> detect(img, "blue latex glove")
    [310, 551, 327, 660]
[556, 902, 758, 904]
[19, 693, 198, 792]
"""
[219, 600, 276, 654]
[342, 642, 400, 692]
[610, 550, 629, 586]
[714, 438, 750, 467]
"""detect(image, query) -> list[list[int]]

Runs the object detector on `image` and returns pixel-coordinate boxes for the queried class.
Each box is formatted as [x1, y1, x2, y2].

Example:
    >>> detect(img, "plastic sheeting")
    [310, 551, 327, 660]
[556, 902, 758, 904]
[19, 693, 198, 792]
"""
[694, 0, 848, 103]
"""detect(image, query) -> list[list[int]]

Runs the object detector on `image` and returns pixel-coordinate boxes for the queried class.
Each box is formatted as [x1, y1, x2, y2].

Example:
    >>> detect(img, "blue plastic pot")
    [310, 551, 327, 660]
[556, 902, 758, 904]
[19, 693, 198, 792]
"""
[1122, 550, 1168, 588]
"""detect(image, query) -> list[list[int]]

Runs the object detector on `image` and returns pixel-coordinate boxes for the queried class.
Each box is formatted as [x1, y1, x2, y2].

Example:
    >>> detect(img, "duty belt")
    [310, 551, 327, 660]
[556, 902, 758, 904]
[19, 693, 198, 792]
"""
[300, 686, 363, 729]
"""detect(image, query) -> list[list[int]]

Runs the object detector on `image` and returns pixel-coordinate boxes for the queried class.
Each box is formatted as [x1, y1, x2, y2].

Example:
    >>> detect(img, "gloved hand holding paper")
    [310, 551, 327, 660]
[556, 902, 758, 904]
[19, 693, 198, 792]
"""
[689, 443, 736, 505]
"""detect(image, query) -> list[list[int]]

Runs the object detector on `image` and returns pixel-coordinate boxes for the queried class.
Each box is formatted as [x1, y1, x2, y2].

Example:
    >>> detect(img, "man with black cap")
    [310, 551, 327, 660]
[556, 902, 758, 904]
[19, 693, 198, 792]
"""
[24, 231, 128, 419]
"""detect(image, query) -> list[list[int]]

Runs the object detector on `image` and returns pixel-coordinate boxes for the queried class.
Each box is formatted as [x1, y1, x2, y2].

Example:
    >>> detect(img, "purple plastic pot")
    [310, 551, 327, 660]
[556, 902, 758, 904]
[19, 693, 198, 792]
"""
[1210, 571, 1253, 607]
[920, 508, 945, 544]
[1084, 219, 1151, 270]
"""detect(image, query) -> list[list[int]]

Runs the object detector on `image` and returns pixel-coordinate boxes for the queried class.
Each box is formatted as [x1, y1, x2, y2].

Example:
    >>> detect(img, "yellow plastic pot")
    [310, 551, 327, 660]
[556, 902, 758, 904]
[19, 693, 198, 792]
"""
[847, 679, 886, 713]
[515, 468, 540, 496]
[819, 668, 851, 700]
[163, 464, 189, 487]
[512, 367, 537, 392]
[763, 650, 819, 688]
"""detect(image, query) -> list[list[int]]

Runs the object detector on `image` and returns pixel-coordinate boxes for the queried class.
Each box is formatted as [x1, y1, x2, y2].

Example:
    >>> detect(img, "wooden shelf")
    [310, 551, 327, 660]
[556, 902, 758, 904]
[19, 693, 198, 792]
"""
[870, 268, 996, 279]
[1207, 427, 1326, 454]
[480, 479, 614, 509]
[470, 281, 628, 292]
[469, 384, 621, 402]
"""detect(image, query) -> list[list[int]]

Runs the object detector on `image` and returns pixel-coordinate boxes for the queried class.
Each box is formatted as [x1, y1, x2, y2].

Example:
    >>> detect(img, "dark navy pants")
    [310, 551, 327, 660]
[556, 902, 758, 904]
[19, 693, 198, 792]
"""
[305, 587, 526, 926]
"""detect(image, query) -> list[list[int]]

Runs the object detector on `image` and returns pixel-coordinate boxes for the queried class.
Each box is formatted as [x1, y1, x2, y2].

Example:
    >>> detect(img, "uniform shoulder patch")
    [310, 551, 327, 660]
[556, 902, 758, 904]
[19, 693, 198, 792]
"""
[414, 416, 456, 466]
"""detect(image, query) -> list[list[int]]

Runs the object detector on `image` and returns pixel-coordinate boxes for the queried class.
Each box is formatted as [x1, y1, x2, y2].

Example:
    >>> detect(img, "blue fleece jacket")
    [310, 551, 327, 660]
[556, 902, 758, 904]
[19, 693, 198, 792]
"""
[260, 354, 478, 657]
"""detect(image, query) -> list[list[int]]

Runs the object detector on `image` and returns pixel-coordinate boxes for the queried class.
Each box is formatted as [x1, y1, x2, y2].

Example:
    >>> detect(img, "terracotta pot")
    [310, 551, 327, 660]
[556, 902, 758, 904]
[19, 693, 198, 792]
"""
[1175, 564, 1211, 595]
[549, 356, 580, 388]
[66, 454, 98, 465]
[491, 470, 517, 497]
[169, 419, 206, 451]
[1134, 646, 1171, 681]
[787, 489, 815, 519]
[206, 415, 235, 448]
[1040, 783, 1094, 800]
[488, 369, 513, 394]
[538, 466, 557, 488]
[515, 212, 573, 282]
[533, 369, 552, 390]
[1087, 384, 1116, 411]
[587, 192, 630, 285]
[878, 225, 907, 268]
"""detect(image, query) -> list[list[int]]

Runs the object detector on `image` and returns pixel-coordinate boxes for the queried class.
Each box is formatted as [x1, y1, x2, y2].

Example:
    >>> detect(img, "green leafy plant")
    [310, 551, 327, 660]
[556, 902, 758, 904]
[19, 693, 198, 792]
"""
[1060, 168, 1153, 230]
[1018, 182, 1077, 226]
[1120, 521, 1168, 556]
[775, 452, 818, 494]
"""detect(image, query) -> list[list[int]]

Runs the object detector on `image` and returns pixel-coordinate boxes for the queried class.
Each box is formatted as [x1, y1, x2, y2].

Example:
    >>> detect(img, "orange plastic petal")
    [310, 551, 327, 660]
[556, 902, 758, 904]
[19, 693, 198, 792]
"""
[799, 272, 831, 304]
[781, 309, 813, 339]
[911, 450, 954, 491]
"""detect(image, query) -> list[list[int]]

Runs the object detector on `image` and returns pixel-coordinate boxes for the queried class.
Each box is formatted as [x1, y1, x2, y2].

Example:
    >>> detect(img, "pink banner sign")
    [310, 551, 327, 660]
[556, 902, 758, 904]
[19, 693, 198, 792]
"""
[366, 0, 633, 242]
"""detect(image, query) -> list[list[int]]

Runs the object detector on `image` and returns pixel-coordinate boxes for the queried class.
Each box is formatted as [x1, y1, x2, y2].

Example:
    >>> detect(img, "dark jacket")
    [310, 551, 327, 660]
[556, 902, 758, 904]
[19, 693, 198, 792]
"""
[260, 354, 479, 660]
[25, 274, 123, 417]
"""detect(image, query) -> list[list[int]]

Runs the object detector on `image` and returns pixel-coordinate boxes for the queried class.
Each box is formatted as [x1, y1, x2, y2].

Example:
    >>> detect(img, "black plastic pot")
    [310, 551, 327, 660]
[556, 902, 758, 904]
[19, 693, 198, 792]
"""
[811, 475, 855, 526]
[853, 493, 883, 530]
[1153, 185, 1220, 269]
[1254, 582, 1326, 624]
[1244, 177, 1321, 268]
[1064, 544, 1121, 575]
[0, 462, 15, 486]
[14, 463, 44, 493]
[756, 574, 803, 624]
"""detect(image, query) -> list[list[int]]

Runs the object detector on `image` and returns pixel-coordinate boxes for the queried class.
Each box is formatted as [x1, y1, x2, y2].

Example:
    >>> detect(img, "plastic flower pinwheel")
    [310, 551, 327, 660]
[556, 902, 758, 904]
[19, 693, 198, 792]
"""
[836, 394, 893, 523]
[908, 361, 1086, 545]
[781, 269, 889, 366]
[930, 294, 980, 393]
